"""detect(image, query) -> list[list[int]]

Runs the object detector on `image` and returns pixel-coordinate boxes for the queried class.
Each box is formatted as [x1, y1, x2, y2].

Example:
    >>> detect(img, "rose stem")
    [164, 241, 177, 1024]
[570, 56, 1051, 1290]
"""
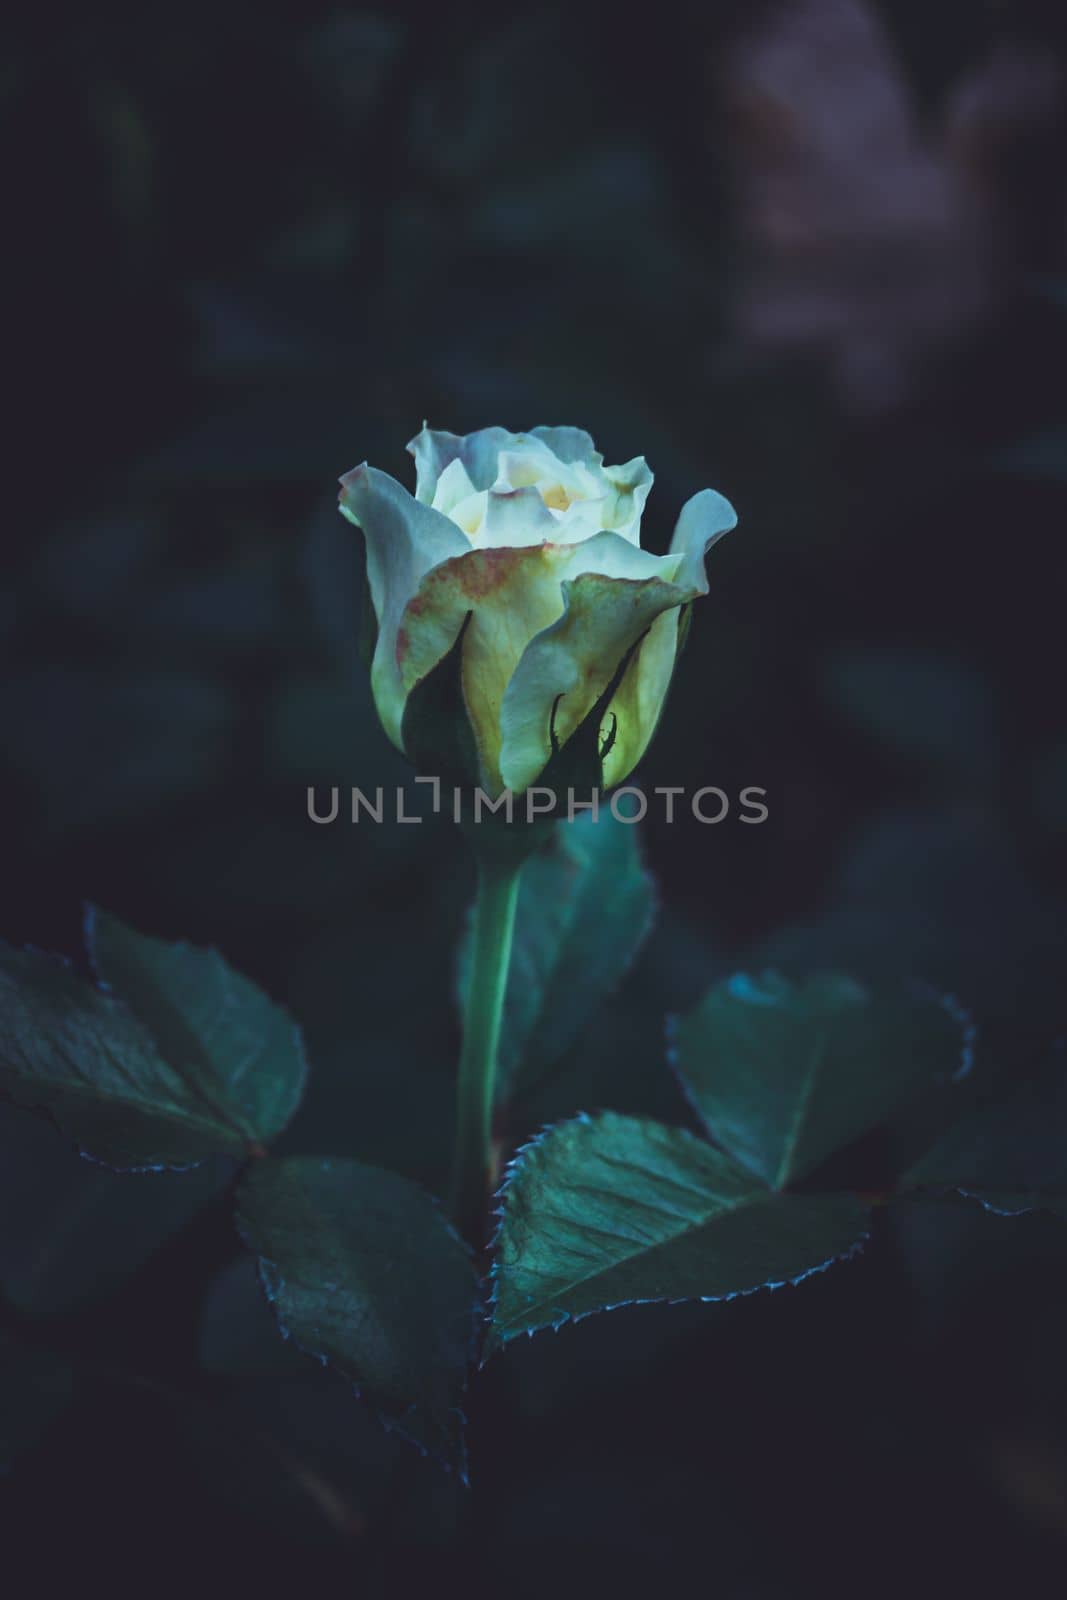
[448, 853, 522, 1245]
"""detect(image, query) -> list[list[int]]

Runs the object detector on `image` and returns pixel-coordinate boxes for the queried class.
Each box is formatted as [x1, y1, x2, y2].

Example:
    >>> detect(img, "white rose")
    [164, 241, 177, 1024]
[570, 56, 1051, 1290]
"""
[339, 424, 737, 796]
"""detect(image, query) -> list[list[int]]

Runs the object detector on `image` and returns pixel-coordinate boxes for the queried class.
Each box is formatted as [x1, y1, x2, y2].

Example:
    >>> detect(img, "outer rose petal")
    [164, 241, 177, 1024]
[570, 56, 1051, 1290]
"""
[499, 572, 688, 795]
[599, 606, 681, 789]
[668, 488, 737, 593]
[397, 531, 673, 793]
[339, 464, 470, 748]
[600, 487, 739, 786]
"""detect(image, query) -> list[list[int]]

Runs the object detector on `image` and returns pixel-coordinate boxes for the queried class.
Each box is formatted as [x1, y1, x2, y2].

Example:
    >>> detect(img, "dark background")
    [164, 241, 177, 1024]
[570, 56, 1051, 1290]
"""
[3, 0, 1067, 1593]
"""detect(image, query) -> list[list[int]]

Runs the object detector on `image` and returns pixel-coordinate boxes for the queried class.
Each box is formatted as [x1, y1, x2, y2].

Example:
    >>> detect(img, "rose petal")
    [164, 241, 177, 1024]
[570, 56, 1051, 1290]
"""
[598, 486, 739, 785]
[601, 455, 654, 543]
[499, 568, 687, 795]
[407, 425, 522, 501]
[492, 438, 570, 492]
[480, 486, 559, 546]
[599, 606, 682, 789]
[338, 464, 470, 748]
[397, 531, 672, 792]
[448, 488, 490, 538]
[430, 457, 478, 519]
[528, 425, 602, 466]
[669, 488, 738, 592]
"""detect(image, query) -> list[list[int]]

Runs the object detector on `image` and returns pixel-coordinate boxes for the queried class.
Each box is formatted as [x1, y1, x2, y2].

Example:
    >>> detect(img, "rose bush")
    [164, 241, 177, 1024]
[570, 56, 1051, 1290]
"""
[339, 425, 736, 796]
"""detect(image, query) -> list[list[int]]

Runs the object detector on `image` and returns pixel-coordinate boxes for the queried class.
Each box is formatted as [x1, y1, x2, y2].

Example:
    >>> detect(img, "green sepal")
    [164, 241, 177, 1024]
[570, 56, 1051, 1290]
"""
[537, 627, 648, 798]
[458, 630, 650, 871]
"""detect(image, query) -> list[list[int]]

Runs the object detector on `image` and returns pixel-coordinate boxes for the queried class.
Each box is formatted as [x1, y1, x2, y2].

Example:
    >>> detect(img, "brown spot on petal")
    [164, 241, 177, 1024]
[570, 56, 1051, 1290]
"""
[456, 546, 529, 600]
[428, 543, 564, 603]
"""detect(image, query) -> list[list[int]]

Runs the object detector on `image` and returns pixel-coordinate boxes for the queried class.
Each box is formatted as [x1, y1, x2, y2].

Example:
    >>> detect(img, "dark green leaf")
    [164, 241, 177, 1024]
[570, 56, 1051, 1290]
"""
[0, 910, 306, 1169]
[671, 972, 971, 1190]
[0, 1331, 74, 1467]
[236, 1156, 479, 1476]
[88, 906, 307, 1154]
[0, 947, 240, 1169]
[0, 1103, 231, 1314]
[904, 1050, 1067, 1219]
[487, 1112, 868, 1352]
[458, 813, 655, 1106]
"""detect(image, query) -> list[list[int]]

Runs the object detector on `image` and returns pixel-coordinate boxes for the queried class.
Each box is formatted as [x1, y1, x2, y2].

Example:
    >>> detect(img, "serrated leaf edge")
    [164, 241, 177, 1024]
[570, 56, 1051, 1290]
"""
[0, 938, 231, 1173]
[83, 902, 310, 1154]
[235, 1160, 480, 1484]
[481, 1110, 870, 1361]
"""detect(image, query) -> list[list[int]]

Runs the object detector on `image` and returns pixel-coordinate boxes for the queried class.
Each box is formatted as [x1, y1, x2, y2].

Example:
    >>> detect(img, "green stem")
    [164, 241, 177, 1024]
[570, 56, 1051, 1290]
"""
[449, 854, 522, 1243]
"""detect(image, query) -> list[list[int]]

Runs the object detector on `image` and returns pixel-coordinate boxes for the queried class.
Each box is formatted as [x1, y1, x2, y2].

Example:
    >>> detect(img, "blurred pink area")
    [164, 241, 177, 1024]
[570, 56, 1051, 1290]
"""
[720, 0, 1063, 411]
